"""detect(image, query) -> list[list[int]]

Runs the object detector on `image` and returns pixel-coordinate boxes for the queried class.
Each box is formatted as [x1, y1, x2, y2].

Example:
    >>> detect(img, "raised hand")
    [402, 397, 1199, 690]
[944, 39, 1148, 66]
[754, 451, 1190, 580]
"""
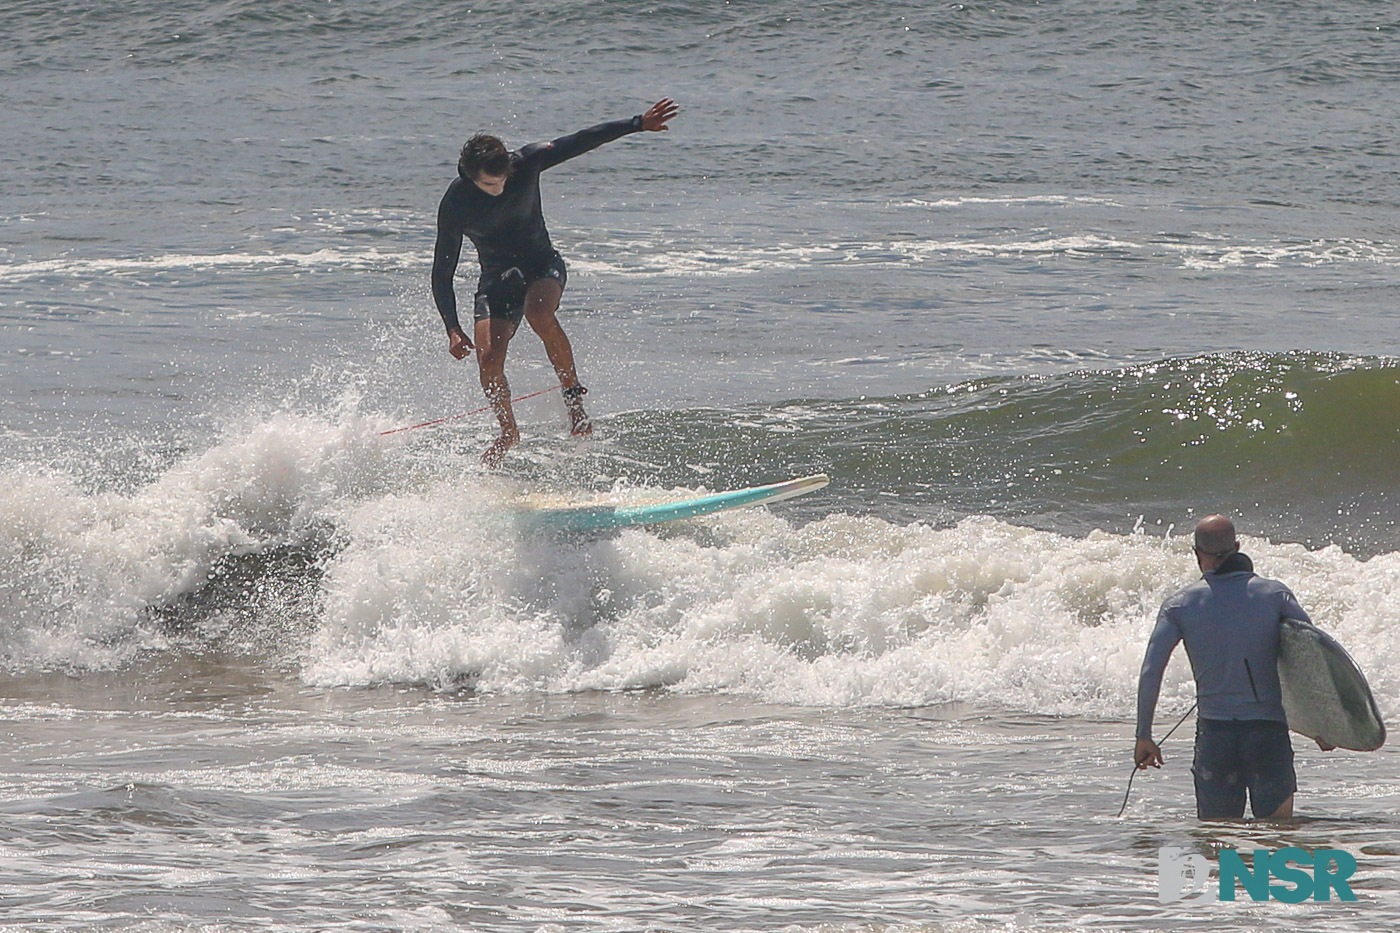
[640, 98, 679, 132]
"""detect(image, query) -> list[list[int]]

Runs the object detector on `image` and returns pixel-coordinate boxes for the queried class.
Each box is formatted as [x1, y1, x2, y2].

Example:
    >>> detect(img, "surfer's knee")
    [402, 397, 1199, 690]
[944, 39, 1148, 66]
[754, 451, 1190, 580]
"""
[523, 280, 562, 324]
[524, 302, 564, 337]
[475, 338, 509, 372]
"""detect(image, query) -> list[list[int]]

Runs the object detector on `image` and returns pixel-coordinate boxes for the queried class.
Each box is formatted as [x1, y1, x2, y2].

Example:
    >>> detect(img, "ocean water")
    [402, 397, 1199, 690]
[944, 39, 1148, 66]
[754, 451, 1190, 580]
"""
[3, 1, 1399, 930]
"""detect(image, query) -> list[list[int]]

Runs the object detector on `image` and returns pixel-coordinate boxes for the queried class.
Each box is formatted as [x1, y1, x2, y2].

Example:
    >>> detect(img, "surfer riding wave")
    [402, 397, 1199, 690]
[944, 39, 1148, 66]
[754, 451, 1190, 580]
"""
[431, 97, 680, 467]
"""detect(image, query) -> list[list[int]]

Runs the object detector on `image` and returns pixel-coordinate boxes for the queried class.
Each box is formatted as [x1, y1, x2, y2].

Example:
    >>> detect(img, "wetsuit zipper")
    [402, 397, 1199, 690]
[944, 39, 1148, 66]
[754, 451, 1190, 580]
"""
[1244, 658, 1259, 701]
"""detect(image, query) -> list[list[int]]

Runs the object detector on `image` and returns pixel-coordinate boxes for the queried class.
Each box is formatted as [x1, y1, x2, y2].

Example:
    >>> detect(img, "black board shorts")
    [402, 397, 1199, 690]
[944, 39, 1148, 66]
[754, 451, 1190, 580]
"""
[1192, 718, 1296, 820]
[473, 251, 567, 324]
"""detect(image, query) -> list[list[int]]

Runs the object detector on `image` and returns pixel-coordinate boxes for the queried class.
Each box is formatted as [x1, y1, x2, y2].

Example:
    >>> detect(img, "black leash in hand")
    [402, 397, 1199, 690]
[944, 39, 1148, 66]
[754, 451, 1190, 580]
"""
[1116, 702, 1197, 818]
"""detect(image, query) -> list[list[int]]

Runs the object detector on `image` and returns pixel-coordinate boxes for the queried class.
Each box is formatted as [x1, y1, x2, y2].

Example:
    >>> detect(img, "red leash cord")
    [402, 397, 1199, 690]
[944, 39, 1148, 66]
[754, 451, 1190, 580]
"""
[377, 384, 563, 436]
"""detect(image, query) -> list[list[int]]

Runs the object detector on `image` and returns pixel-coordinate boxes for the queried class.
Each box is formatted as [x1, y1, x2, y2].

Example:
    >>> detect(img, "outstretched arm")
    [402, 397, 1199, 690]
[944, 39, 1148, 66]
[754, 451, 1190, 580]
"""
[522, 98, 680, 172]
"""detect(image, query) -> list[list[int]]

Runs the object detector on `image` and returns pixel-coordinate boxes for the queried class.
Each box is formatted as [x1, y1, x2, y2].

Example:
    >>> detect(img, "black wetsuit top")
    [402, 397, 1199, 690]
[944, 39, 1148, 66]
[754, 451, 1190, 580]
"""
[431, 115, 643, 334]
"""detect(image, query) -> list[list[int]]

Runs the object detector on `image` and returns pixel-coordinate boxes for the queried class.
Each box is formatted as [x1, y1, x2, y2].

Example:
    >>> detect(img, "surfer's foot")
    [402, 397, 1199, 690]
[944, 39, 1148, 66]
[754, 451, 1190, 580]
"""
[562, 385, 591, 437]
[567, 406, 592, 437]
[481, 429, 519, 469]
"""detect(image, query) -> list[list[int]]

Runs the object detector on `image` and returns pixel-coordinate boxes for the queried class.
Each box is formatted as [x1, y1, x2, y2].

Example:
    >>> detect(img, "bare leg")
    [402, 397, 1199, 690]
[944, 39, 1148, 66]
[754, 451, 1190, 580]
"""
[522, 279, 591, 436]
[474, 316, 519, 468]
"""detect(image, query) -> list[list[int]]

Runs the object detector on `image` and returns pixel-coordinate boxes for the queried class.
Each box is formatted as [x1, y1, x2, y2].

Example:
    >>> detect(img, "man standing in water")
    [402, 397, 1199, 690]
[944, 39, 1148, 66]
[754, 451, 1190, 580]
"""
[431, 98, 679, 467]
[1134, 515, 1325, 820]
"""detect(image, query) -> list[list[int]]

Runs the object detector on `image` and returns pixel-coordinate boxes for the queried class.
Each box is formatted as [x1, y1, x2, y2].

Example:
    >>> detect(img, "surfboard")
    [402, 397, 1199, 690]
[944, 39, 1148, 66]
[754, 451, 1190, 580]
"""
[516, 473, 830, 534]
[1277, 618, 1385, 752]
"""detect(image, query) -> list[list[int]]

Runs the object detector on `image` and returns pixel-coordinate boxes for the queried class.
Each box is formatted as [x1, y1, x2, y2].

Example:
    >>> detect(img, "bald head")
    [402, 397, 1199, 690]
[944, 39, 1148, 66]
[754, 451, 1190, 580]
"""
[1194, 514, 1238, 557]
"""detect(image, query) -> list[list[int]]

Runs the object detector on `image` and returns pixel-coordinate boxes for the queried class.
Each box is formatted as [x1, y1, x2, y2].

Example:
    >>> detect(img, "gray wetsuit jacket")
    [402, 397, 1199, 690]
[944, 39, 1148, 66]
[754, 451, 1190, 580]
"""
[1135, 553, 1311, 740]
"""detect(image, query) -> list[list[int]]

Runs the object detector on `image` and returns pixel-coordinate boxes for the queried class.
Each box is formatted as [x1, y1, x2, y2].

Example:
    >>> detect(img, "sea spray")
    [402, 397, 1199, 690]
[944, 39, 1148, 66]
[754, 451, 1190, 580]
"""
[0, 414, 393, 670]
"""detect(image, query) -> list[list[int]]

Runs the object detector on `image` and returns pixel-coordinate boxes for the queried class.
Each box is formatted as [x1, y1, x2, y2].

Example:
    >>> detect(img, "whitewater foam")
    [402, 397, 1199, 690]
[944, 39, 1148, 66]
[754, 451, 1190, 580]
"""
[570, 230, 1400, 278]
[306, 490, 1400, 719]
[0, 414, 394, 670]
[1169, 236, 1400, 270]
[0, 249, 418, 284]
[7, 404, 1396, 721]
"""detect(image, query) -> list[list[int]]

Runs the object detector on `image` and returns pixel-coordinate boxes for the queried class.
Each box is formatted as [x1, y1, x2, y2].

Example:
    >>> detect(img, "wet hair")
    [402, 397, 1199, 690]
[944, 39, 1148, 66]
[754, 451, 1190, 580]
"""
[458, 133, 512, 180]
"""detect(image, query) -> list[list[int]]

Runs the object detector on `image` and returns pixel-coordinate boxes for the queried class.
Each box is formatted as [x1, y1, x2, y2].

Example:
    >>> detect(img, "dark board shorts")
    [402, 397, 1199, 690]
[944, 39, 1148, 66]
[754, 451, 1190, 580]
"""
[473, 251, 568, 325]
[1192, 718, 1297, 820]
